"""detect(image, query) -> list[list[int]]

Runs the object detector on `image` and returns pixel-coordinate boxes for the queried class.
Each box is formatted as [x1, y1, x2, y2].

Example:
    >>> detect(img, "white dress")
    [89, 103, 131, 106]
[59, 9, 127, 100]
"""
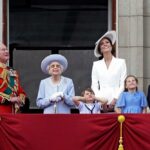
[91, 56, 127, 104]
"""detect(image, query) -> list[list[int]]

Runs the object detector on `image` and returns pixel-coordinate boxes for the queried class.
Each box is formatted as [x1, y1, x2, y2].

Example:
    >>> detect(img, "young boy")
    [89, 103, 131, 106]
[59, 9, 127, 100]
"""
[73, 88, 107, 114]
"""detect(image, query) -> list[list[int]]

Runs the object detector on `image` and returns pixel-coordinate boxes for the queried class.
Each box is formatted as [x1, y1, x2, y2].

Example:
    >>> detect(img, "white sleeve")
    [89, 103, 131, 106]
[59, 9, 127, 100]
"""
[114, 59, 127, 99]
[91, 62, 100, 97]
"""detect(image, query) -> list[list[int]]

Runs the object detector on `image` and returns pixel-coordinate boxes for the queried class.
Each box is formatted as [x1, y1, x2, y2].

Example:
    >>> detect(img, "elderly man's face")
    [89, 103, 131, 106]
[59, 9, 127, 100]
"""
[0, 43, 9, 64]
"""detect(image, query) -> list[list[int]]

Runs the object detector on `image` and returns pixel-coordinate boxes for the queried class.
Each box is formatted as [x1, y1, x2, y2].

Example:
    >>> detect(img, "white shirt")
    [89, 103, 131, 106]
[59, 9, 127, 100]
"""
[91, 57, 127, 104]
[78, 101, 101, 114]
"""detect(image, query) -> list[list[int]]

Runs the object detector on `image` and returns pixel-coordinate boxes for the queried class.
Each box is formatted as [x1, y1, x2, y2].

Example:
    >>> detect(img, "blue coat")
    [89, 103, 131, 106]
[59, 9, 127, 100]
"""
[36, 76, 75, 114]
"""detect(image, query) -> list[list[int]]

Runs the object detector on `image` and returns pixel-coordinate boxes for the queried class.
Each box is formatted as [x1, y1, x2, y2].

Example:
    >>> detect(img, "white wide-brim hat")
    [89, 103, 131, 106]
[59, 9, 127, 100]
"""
[41, 54, 68, 74]
[94, 30, 116, 57]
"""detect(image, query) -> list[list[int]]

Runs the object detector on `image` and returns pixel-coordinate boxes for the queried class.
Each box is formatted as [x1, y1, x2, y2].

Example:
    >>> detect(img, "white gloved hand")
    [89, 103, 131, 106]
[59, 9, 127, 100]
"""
[50, 93, 58, 102]
[56, 92, 63, 98]
[52, 92, 63, 98]
[56, 96, 62, 102]
[50, 92, 63, 102]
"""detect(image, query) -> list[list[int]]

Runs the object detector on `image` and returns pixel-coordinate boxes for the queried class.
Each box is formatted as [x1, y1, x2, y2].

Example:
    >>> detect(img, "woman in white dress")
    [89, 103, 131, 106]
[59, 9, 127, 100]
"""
[91, 31, 127, 112]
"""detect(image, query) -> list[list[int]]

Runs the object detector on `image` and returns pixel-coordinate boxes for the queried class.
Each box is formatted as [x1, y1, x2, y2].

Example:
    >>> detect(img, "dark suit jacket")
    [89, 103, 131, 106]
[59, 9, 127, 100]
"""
[147, 85, 150, 108]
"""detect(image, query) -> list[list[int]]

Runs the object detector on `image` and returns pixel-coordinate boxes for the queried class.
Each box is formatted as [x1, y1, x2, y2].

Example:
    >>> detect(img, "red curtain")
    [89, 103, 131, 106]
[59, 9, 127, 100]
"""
[0, 114, 150, 150]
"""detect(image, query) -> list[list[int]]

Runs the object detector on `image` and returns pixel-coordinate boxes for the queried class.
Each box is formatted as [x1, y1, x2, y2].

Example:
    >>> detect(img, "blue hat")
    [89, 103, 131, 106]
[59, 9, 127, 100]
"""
[41, 54, 68, 74]
[94, 30, 116, 57]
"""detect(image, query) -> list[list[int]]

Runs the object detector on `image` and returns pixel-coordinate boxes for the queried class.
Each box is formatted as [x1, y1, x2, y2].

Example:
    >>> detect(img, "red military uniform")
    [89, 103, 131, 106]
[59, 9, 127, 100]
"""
[0, 62, 26, 113]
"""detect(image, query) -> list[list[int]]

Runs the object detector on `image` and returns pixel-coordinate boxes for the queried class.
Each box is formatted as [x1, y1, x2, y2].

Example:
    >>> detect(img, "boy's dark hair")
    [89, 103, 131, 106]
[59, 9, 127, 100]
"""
[81, 88, 95, 96]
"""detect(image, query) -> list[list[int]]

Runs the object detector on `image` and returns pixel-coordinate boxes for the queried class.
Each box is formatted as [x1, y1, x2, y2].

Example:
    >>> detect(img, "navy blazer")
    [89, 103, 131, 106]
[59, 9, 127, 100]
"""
[147, 85, 150, 108]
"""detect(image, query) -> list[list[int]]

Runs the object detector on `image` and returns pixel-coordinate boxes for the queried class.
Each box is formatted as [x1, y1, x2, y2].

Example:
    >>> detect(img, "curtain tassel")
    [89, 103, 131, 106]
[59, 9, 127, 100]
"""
[118, 115, 125, 150]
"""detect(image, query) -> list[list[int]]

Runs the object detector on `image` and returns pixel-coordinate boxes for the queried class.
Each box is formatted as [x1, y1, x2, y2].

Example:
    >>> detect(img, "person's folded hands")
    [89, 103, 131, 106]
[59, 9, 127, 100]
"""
[55, 92, 64, 98]
[50, 92, 64, 102]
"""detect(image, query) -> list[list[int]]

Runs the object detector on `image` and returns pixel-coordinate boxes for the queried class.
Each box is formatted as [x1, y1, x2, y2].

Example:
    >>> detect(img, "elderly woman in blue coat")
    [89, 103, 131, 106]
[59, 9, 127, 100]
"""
[36, 54, 75, 114]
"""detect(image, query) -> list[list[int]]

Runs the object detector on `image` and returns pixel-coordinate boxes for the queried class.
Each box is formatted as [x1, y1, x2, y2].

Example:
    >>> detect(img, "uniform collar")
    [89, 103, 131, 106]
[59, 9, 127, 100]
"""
[0, 62, 7, 68]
